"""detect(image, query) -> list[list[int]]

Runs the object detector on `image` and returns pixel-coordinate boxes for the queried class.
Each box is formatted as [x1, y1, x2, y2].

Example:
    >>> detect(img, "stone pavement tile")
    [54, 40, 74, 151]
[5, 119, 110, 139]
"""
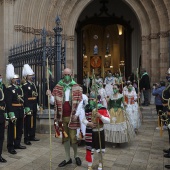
[151, 146, 165, 151]
[111, 163, 129, 170]
[136, 147, 151, 154]
[2, 160, 26, 169]
[150, 149, 163, 155]
[121, 149, 136, 156]
[146, 163, 164, 170]
[7, 153, 22, 159]
[19, 165, 34, 170]
[21, 162, 42, 170]
[128, 162, 147, 170]
[74, 167, 87, 170]
[104, 153, 117, 161]
[132, 158, 148, 164]
[163, 157, 170, 164]
[149, 153, 163, 162]
[106, 148, 122, 155]
[114, 155, 133, 166]
[133, 151, 150, 160]
[103, 160, 114, 168]
[0, 167, 12, 170]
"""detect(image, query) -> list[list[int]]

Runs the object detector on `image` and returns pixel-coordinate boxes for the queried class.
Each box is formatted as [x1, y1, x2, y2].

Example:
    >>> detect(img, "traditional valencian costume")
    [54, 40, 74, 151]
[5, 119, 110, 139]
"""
[104, 73, 115, 97]
[50, 68, 82, 167]
[123, 84, 141, 130]
[82, 93, 110, 170]
[104, 84, 135, 144]
[97, 83, 107, 109]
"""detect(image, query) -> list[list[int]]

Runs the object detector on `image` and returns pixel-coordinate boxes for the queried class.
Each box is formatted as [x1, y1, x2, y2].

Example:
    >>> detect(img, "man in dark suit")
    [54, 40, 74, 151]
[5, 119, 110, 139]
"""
[139, 68, 151, 106]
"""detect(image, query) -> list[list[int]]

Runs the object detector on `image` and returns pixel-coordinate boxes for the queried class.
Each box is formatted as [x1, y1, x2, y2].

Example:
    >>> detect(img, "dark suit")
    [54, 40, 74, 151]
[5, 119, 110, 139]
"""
[5, 84, 24, 150]
[140, 73, 151, 105]
[0, 85, 6, 156]
[22, 81, 38, 141]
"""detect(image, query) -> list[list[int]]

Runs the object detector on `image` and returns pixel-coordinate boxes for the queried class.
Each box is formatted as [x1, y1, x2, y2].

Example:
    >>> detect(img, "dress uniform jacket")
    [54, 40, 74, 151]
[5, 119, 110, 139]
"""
[0, 85, 6, 156]
[22, 81, 38, 141]
[5, 84, 24, 149]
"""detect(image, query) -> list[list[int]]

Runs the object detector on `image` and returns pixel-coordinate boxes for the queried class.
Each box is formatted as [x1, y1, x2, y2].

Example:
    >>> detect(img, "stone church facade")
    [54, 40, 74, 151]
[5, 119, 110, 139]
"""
[0, 0, 170, 84]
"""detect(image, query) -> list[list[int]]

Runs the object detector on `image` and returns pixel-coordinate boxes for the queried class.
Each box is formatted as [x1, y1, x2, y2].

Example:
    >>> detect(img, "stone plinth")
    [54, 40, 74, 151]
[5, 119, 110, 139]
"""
[36, 109, 55, 134]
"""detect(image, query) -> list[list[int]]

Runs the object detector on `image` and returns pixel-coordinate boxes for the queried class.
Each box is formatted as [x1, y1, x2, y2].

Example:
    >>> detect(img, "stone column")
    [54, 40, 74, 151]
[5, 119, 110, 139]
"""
[66, 35, 75, 70]
[150, 33, 160, 83]
[0, 0, 15, 79]
[0, 3, 4, 76]
[141, 36, 151, 74]
[159, 31, 169, 80]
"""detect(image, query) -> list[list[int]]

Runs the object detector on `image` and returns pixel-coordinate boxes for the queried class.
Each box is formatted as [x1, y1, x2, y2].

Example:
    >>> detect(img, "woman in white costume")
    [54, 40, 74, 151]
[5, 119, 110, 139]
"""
[104, 84, 135, 144]
[104, 72, 115, 97]
[97, 82, 107, 108]
[123, 84, 141, 131]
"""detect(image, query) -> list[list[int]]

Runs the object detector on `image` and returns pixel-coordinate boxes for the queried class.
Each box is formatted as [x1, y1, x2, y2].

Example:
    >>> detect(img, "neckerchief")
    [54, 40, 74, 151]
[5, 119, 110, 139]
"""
[141, 72, 148, 78]
[58, 79, 76, 92]
[0, 82, 3, 90]
[13, 84, 19, 89]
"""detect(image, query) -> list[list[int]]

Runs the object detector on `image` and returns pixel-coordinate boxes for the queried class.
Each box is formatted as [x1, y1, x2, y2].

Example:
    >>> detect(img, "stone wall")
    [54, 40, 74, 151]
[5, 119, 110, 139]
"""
[0, 0, 169, 84]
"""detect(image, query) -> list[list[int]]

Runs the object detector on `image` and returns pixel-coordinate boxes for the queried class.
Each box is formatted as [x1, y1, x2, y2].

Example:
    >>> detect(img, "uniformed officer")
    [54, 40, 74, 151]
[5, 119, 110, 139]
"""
[0, 75, 7, 162]
[22, 64, 39, 145]
[5, 64, 26, 154]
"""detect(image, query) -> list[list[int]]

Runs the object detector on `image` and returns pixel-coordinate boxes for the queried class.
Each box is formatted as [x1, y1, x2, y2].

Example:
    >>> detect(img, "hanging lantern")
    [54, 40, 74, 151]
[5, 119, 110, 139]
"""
[117, 24, 123, 35]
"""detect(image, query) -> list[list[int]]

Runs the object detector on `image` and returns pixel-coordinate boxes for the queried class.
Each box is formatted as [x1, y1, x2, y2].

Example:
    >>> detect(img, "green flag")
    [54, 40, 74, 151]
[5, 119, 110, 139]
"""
[48, 68, 52, 76]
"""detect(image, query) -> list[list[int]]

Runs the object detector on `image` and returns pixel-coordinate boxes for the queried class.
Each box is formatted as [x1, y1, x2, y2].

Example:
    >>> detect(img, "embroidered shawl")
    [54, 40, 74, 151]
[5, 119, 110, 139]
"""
[52, 83, 82, 129]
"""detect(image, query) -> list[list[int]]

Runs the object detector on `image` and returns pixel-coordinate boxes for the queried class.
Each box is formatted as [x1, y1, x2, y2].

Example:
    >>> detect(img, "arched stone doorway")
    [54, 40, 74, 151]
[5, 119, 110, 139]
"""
[74, 0, 141, 84]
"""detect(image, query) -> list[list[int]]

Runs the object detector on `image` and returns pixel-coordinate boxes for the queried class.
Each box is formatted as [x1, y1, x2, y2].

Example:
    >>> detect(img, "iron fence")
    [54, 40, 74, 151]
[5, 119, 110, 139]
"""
[8, 16, 66, 109]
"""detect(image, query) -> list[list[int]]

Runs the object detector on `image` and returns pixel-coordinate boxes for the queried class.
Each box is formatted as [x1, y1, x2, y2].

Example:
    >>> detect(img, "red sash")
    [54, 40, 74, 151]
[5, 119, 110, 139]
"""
[63, 101, 71, 117]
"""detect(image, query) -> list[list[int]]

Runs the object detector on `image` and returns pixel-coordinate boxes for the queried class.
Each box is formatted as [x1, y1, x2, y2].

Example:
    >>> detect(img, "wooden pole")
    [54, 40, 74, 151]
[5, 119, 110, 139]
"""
[47, 57, 52, 170]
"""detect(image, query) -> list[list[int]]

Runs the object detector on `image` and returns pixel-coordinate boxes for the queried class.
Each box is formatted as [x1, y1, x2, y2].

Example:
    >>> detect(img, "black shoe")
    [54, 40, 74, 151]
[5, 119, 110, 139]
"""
[75, 157, 81, 166]
[24, 141, 32, 145]
[14, 145, 26, 149]
[0, 156, 7, 163]
[165, 165, 170, 169]
[164, 153, 170, 158]
[30, 137, 40, 141]
[58, 159, 72, 167]
[163, 149, 170, 154]
[8, 149, 17, 154]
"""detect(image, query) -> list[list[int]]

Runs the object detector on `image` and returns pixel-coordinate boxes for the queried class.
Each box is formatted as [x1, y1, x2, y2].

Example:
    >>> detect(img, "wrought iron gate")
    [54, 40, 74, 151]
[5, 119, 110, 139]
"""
[8, 16, 66, 109]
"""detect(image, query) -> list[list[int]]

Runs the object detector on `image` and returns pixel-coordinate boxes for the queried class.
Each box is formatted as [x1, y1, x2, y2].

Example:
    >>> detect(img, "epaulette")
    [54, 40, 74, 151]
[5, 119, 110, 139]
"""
[8, 85, 12, 88]
[23, 82, 27, 86]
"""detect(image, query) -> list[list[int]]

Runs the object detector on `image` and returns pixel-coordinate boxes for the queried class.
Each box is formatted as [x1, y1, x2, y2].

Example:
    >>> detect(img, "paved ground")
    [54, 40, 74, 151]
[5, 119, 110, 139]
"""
[0, 105, 170, 170]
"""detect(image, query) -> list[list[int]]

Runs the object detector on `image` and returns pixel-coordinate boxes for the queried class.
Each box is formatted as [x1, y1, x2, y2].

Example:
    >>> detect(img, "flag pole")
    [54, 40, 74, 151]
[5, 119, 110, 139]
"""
[46, 57, 52, 170]
[92, 69, 103, 169]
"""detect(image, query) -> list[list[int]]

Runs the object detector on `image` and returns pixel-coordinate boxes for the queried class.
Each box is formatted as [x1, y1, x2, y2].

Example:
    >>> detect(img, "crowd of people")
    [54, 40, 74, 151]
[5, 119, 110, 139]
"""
[46, 68, 145, 170]
[2, 64, 170, 170]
